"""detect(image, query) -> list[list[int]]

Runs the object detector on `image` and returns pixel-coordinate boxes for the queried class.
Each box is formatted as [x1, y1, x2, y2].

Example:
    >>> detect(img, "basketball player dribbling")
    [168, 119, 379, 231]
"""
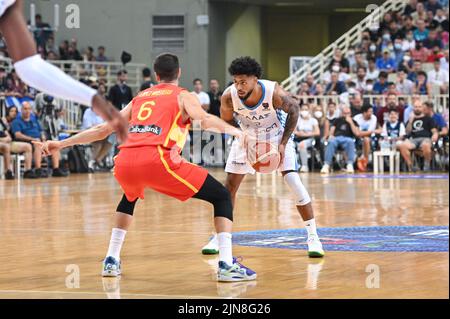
[0, 0, 127, 141]
[201, 57, 324, 257]
[35, 53, 257, 282]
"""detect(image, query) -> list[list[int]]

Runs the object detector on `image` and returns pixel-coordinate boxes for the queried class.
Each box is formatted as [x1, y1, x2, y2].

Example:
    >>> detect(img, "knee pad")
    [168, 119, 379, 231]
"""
[212, 187, 233, 222]
[283, 172, 311, 206]
[116, 194, 137, 216]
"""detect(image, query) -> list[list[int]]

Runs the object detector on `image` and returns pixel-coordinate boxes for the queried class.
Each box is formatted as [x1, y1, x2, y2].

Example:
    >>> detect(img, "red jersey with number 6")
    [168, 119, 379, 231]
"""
[119, 83, 190, 153]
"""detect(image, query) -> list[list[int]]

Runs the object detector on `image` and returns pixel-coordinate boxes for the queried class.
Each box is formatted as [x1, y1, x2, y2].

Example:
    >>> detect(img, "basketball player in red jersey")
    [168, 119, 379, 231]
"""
[35, 53, 257, 282]
[0, 0, 127, 142]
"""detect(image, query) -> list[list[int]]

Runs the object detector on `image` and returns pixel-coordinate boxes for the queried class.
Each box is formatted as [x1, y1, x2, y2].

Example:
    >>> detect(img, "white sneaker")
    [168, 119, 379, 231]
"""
[300, 166, 309, 173]
[346, 164, 354, 173]
[201, 234, 219, 255]
[307, 236, 325, 258]
[320, 164, 330, 174]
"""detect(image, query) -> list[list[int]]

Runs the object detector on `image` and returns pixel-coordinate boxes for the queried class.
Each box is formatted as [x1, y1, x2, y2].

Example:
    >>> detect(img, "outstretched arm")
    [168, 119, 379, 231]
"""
[35, 103, 132, 156]
[220, 91, 236, 125]
[0, 0, 128, 142]
[180, 91, 243, 139]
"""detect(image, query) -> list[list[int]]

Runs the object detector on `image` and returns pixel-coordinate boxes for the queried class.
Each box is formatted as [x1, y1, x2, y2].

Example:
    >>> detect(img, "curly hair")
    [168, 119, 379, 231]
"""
[228, 56, 262, 78]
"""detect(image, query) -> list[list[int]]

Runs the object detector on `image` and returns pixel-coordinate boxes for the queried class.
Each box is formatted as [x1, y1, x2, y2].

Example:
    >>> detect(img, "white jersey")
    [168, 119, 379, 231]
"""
[0, 0, 15, 18]
[225, 79, 289, 144]
[224, 79, 298, 175]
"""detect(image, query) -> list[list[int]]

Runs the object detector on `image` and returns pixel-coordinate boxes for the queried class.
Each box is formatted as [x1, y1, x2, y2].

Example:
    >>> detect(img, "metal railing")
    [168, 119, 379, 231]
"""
[0, 56, 146, 92]
[281, 0, 408, 94]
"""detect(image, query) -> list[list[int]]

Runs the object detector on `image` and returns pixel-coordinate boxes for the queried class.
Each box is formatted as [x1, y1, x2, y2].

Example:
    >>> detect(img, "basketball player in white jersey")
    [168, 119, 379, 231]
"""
[202, 56, 324, 257]
[0, 0, 127, 141]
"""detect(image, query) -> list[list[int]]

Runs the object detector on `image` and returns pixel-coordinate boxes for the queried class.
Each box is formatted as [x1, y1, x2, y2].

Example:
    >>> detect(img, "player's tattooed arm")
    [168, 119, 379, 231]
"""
[273, 83, 299, 146]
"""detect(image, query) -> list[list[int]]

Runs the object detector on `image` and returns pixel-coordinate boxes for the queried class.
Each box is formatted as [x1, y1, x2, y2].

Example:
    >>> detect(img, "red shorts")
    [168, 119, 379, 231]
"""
[113, 145, 208, 202]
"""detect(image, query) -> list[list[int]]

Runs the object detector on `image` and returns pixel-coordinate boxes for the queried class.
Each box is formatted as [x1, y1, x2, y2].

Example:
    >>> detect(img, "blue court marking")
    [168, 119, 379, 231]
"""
[327, 174, 448, 180]
[232, 226, 449, 252]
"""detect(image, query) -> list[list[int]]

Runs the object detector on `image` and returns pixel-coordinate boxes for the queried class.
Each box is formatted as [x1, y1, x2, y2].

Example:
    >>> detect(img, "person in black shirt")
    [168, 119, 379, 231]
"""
[397, 99, 439, 171]
[108, 70, 133, 111]
[321, 106, 360, 174]
[140, 67, 155, 91]
[207, 79, 222, 117]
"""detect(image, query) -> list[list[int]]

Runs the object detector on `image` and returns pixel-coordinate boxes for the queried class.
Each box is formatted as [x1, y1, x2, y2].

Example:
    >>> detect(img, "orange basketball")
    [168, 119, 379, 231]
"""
[247, 141, 281, 174]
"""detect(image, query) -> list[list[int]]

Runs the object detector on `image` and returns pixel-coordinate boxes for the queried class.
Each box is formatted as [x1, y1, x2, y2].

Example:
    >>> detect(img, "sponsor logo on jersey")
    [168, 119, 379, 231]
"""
[129, 125, 162, 135]
[245, 113, 271, 121]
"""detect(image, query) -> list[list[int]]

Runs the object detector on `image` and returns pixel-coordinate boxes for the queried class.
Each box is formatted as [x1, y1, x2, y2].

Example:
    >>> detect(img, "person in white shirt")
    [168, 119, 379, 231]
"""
[440, 49, 449, 73]
[191, 78, 210, 111]
[366, 58, 380, 81]
[355, 66, 367, 93]
[427, 59, 449, 93]
[396, 69, 415, 95]
[82, 107, 112, 170]
[294, 104, 320, 173]
[353, 104, 380, 171]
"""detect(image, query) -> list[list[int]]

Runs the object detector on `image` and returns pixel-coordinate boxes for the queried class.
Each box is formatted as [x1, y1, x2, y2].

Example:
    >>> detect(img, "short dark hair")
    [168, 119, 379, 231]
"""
[117, 69, 127, 76]
[228, 56, 262, 78]
[142, 67, 151, 77]
[357, 66, 367, 73]
[379, 71, 388, 79]
[417, 70, 427, 77]
[361, 104, 372, 114]
[153, 53, 179, 81]
[424, 101, 434, 109]
[389, 108, 399, 114]
[193, 78, 202, 85]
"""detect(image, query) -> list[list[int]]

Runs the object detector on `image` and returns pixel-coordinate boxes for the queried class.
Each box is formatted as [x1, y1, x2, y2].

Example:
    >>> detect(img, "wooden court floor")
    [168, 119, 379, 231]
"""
[0, 169, 448, 299]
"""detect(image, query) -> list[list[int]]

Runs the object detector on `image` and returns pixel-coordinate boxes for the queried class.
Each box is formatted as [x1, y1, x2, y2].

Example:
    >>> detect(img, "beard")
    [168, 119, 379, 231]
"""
[240, 89, 254, 102]
[414, 111, 422, 116]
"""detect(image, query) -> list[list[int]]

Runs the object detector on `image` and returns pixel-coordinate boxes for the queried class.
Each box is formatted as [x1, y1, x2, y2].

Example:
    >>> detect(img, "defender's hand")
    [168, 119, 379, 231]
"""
[32, 140, 62, 156]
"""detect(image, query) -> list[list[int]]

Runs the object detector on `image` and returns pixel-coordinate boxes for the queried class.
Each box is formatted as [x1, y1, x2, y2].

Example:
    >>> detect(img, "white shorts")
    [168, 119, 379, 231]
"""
[0, 0, 16, 18]
[225, 139, 299, 175]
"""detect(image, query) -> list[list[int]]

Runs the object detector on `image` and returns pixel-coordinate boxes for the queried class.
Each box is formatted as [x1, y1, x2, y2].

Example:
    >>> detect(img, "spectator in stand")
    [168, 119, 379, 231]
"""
[403, 0, 417, 16]
[434, 8, 449, 31]
[305, 74, 317, 95]
[426, 44, 445, 62]
[398, 99, 439, 171]
[330, 48, 350, 73]
[364, 79, 376, 95]
[207, 79, 222, 117]
[355, 66, 367, 93]
[58, 40, 69, 60]
[396, 68, 415, 95]
[408, 60, 423, 82]
[315, 83, 325, 96]
[366, 58, 380, 81]
[414, 71, 432, 95]
[140, 67, 155, 91]
[352, 51, 369, 74]
[191, 78, 210, 112]
[413, 19, 429, 41]
[67, 41, 82, 61]
[389, 20, 404, 41]
[82, 107, 112, 171]
[411, 41, 430, 62]
[373, 71, 390, 94]
[108, 70, 133, 111]
[33, 14, 52, 48]
[11, 102, 66, 178]
[424, 29, 443, 49]
[323, 101, 340, 139]
[412, 4, 428, 25]
[4, 69, 35, 109]
[350, 92, 364, 117]
[428, 58, 449, 93]
[427, 0, 443, 15]
[96, 46, 108, 62]
[393, 38, 406, 67]
[386, 82, 400, 95]
[353, 104, 381, 171]
[377, 93, 405, 126]
[0, 118, 15, 179]
[402, 15, 417, 34]
[0, 107, 35, 179]
[320, 106, 360, 174]
[441, 49, 449, 72]
[402, 29, 417, 51]
[294, 104, 320, 173]
[423, 101, 449, 137]
[325, 72, 347, 95]
[381, 109, 406, 141]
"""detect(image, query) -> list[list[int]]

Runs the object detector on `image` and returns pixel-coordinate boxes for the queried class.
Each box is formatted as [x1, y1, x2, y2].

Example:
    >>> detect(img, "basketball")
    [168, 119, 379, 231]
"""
[248, 141, 281, 174]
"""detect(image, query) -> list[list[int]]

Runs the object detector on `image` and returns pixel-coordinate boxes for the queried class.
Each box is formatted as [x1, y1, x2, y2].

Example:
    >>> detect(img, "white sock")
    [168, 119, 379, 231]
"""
[218, 232, 233, 266]
[106, 228, 127, 260]
[304, 218, 318, 238]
